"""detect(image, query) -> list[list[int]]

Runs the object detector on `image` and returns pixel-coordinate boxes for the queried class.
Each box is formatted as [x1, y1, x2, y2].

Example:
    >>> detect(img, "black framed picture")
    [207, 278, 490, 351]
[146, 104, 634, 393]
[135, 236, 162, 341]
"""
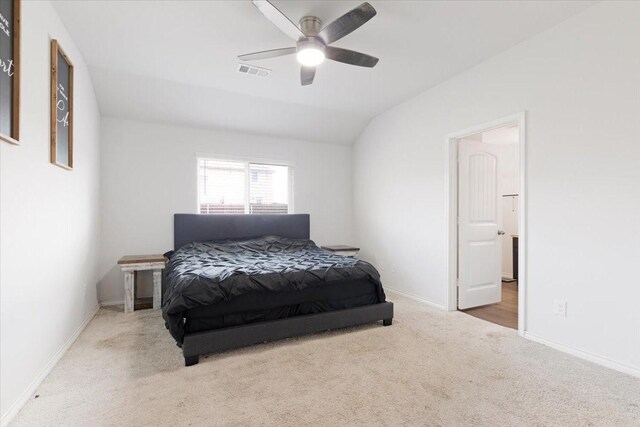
[51, 39, 74, 170]
[0, 0, 20, 145]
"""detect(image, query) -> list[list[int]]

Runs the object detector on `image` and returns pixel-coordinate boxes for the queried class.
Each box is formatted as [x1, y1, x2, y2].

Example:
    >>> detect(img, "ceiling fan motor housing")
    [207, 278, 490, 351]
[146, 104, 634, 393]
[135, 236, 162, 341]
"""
[297, 37, 325, 54]
[297, 16, 325, 58]
[299, 16, 323, 37]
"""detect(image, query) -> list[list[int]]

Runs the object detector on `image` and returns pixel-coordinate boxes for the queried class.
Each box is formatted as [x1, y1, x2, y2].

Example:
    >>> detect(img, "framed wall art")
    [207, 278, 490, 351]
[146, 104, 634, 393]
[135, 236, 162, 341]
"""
[0, 0, 20, 145]
[51, 39, 74, 170]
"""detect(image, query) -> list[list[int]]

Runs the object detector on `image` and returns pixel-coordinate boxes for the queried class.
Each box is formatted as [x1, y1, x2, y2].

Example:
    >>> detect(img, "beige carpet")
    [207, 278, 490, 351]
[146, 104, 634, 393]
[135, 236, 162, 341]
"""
[12, 293, 640, 426]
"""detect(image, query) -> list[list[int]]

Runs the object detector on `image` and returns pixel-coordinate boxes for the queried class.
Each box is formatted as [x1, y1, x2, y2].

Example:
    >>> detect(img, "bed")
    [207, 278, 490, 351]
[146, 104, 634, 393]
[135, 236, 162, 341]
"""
[163, 213, 393, 366]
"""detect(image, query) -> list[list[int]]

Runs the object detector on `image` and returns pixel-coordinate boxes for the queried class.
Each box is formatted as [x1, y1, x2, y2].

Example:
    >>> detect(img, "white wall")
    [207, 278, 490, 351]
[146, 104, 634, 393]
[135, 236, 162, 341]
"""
[0, 1, 101, 423]
[99, 117, 353, 302]
[498, 144, 519, 195]
[353, 1, 640, 374]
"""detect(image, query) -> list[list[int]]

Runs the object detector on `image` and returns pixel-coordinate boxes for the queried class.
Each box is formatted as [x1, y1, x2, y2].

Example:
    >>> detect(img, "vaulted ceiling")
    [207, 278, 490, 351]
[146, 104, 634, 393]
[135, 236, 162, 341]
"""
[52, 1, 594, 144]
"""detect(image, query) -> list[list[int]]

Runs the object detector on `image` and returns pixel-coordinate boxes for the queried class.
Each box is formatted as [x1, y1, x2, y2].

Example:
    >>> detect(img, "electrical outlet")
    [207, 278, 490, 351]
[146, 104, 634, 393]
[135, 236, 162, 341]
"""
[553, 300, 567, 317]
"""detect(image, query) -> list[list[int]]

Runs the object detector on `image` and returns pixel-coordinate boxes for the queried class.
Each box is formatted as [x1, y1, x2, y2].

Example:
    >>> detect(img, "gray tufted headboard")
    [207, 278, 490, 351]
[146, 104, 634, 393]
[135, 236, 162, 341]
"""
[173, 214, 310, 250]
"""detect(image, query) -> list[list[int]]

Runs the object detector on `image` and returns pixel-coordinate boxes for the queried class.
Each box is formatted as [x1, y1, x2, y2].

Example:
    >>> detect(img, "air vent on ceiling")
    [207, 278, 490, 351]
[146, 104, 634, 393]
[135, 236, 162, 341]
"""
[237, 63, 271, 78]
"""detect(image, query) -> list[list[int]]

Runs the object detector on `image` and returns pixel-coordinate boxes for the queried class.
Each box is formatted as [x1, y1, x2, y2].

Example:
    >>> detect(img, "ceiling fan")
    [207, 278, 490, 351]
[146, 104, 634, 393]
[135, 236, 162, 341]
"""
[239, 0, 379, 86]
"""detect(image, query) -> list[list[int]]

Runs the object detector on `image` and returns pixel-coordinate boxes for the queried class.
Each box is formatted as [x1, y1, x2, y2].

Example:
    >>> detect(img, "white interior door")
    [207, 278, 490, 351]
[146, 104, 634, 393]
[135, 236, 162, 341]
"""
[458, 139, 503, 309]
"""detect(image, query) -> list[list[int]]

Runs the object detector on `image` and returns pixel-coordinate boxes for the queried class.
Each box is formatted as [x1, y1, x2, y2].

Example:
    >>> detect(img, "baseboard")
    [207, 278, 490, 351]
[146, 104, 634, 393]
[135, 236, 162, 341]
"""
[99, 299, 124, 307]
[0, 304, 100, 427]
[524, 332, 640, 379]
[100, 297, 153, 308]
[385, 286, 446, 310]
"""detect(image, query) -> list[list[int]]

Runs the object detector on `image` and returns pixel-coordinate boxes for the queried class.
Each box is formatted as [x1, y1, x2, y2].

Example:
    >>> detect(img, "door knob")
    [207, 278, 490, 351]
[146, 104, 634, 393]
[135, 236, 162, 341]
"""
[498, 230, 506, 235]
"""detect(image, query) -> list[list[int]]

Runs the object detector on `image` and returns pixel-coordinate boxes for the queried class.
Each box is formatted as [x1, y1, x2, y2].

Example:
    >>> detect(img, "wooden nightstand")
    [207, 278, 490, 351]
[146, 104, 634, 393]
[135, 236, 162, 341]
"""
[117, 255, 167, 314]
[321, 245, 360, 257]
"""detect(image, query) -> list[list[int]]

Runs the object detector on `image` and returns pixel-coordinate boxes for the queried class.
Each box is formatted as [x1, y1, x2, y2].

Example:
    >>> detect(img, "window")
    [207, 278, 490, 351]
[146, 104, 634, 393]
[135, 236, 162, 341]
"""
[198, 158, 291, 215]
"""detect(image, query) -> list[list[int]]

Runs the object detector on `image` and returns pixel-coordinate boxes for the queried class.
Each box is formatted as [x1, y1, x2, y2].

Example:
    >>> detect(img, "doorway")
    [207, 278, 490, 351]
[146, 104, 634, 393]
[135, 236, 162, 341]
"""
[445, 113, 526, 334]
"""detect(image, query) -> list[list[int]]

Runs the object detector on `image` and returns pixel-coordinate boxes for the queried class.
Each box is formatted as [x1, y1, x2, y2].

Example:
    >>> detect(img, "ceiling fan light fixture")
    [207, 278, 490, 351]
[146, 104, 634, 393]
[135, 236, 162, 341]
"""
[296, 38, 325, 67]
[241, 1, 379, 85]
[296, 47, 325, 66]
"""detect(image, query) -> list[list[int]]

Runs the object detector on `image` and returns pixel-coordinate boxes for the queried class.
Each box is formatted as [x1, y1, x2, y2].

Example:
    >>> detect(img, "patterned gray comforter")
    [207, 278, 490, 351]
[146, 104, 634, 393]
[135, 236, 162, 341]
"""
[162, 236, 385, 342]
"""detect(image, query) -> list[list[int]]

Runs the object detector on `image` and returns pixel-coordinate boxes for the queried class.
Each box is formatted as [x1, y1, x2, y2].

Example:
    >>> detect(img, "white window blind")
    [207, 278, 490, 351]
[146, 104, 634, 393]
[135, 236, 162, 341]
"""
[198, 158, 291, 215]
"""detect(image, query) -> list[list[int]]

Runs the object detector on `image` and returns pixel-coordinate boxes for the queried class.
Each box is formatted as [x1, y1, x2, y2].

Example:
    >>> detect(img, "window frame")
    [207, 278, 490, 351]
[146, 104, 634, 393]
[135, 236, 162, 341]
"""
[195, 154, 294, 215]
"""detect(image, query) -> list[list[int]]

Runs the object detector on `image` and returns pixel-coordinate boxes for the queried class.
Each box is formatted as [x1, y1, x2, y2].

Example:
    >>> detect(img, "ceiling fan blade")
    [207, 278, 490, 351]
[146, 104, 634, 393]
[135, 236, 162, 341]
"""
[301, 66, 316, 86]
[252, 0, 305, 40]
[318, 2, 377, 45]
[238, 47, 297, 61]
[325, 46, 379, 67]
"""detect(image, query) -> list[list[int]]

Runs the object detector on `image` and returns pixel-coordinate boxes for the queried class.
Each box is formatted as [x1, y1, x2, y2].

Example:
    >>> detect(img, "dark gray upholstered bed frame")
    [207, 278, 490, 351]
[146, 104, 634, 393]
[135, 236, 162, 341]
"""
[173, 214, 394, 366]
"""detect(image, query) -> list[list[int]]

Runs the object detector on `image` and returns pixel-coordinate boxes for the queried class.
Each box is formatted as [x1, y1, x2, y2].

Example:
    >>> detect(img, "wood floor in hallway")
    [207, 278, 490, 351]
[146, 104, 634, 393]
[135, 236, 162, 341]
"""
[461, 281, 518, 329]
